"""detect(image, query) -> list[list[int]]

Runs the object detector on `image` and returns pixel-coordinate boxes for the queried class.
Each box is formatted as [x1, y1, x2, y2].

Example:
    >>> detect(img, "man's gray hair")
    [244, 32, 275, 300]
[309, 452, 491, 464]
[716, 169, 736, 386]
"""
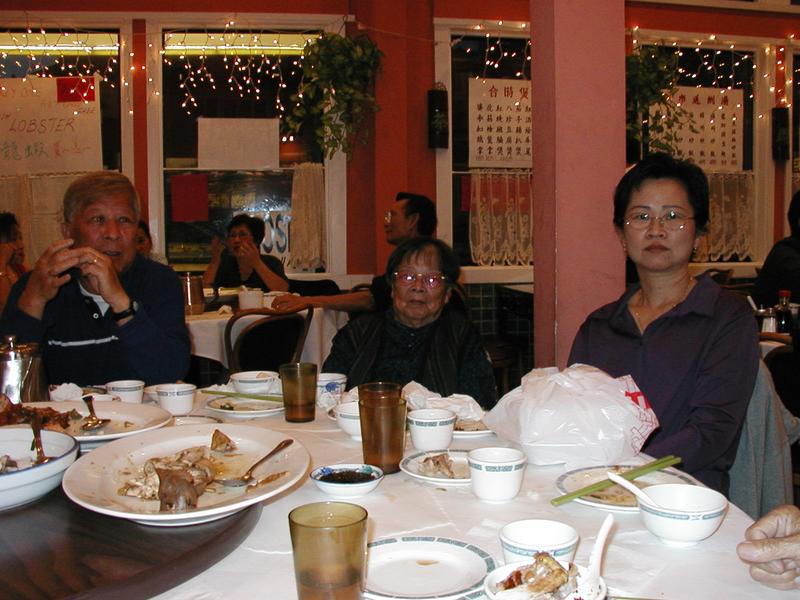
[63, 171, 140, 223]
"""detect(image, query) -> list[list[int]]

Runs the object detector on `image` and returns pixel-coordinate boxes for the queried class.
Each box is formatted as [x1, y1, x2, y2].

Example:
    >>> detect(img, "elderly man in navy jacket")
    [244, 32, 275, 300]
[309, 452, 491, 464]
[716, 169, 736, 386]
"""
[0, 171, 189, 386]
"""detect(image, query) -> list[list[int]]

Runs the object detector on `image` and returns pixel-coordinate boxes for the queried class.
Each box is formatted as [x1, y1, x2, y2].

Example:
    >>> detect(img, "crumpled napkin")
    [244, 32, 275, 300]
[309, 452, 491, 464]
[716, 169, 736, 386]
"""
[49, 382, 84, 402]
[339, 381, 484, 422]
[217, 305, 233, 315]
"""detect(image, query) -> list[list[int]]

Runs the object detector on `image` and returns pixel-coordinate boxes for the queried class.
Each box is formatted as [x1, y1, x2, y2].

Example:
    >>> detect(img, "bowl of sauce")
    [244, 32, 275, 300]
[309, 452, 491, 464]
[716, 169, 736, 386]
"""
[310, 463, 384, 497]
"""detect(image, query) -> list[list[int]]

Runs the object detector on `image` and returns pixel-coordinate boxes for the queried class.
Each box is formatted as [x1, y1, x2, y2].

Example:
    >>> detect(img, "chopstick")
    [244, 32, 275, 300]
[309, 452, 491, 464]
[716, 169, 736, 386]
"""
[550, 455, 682, 507]
[208, 390, 284, 403]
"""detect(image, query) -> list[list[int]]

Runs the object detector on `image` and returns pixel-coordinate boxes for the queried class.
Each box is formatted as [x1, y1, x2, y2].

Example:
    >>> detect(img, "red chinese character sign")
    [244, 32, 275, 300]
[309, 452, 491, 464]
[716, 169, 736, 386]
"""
[468, 79, 532, 169]
[652, 86, 743, 173]
[0, 75, 103, 176]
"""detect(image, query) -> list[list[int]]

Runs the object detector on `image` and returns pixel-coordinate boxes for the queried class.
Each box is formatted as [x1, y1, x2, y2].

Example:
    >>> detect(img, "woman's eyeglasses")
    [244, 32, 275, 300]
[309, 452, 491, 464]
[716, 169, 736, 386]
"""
[393, 271, 447, 289]
[624, 209, 694, 231]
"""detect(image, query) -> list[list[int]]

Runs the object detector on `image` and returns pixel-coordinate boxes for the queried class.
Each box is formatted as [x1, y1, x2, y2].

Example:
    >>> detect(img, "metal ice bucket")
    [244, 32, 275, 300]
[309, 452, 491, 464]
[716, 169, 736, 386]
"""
[0, 335, 48, 404]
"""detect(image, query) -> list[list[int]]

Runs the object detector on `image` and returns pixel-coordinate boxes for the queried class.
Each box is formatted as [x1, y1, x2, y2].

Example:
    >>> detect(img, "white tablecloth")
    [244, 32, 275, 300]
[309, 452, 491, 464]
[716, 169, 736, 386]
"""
[186, 307, 349, 368]
[150, 395, 784, 600]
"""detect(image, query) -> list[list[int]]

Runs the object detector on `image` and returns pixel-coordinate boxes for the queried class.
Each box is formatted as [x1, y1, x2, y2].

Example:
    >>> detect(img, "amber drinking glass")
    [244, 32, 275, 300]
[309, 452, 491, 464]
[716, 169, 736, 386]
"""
[289, 501, 368, 600]
[280, 363, 318, 422]
[358, 382, 406, 474]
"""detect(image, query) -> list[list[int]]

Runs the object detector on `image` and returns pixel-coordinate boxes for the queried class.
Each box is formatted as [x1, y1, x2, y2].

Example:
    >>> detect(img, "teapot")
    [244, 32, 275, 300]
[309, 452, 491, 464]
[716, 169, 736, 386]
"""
[0, 335, 48, 404]
[182, 273, 205, 316]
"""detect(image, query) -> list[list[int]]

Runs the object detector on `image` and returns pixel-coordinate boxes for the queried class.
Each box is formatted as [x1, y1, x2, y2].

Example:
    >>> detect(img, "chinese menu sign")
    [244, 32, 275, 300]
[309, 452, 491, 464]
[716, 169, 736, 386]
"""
[468, 79, 532, 169]
[0, 75, 102, 176]
[654, 85, 743, 173]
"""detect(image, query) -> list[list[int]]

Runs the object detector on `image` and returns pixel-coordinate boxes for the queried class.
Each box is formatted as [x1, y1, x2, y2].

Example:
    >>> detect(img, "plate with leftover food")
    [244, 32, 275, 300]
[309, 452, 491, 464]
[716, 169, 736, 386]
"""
[399, 450, 471, 486]
[452, 419, 494, 439]
[555, 464, 696, 512]
[62, 423, 309, 526]
[483, 555, 606, 600]
[205, 396, 284, 418]
[11, 401, 172, 451]
[364, 536, 495, 600]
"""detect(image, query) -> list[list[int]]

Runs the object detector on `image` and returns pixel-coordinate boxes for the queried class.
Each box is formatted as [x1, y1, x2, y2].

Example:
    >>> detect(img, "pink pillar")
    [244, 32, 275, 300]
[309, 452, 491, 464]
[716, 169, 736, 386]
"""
[531, 1, 626, 368]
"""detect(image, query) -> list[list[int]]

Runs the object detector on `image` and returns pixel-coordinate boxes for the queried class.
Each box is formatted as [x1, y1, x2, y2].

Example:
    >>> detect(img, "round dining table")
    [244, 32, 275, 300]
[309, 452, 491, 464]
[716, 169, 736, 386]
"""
[126, 393, 787, 600]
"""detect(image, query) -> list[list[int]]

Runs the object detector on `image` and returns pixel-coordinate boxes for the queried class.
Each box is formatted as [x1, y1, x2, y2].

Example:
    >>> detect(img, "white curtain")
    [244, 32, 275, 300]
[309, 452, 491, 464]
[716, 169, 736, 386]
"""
[287, 162, 326, 271]
[695, 172, 754, 262]
[469, 169, 533, 266]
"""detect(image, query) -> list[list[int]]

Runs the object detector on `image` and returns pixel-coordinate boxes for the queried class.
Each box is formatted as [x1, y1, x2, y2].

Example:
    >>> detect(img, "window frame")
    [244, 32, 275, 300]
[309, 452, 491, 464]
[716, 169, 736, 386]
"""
[144, 13, 347, 273]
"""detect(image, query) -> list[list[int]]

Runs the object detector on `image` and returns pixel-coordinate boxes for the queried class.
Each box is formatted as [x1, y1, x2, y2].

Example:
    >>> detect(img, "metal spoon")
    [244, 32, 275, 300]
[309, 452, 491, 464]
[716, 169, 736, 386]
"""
[81, 395, 110, 431]
[583, 513, 614, 599]
[30, 412, 52, 464]
[217, 438, 293, 487]
[606, 471, 663, 508]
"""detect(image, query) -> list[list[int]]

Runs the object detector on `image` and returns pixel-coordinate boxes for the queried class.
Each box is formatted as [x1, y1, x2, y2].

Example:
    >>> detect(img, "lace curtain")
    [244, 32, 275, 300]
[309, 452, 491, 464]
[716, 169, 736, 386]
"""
[286, 162, 326, 271]
[694, 172, 754, 262]
[469, 169, 533, 266]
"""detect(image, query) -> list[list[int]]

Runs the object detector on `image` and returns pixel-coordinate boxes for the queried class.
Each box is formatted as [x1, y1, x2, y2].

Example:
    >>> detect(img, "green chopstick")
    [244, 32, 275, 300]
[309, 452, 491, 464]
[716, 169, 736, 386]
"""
[550, 455, 682, 507]
[209, 390, 284, 403]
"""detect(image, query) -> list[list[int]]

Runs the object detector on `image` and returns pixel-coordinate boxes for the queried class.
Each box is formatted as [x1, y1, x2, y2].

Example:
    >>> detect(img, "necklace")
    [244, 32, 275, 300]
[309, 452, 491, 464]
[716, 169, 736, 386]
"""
[630, 277, 695, 332]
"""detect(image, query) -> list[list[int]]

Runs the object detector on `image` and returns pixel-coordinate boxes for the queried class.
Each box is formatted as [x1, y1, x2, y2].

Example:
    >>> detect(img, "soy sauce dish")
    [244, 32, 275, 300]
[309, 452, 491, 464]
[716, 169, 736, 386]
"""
[310, 463, 384, 497]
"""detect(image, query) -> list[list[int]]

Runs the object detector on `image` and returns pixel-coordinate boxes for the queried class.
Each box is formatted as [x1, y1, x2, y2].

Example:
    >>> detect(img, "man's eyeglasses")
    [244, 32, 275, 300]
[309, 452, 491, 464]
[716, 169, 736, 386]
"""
[393, 271, 447, 289]
[624, 209, 694, 231]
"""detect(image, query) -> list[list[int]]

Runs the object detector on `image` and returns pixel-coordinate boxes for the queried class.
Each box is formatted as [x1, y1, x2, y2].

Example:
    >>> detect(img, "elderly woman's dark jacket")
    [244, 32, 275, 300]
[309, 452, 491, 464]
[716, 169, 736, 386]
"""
[322, 307, 497, 409]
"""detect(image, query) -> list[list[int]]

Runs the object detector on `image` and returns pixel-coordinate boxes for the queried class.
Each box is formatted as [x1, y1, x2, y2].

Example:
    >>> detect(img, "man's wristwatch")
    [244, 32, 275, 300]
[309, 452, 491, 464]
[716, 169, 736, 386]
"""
[111, 299, 139, 321]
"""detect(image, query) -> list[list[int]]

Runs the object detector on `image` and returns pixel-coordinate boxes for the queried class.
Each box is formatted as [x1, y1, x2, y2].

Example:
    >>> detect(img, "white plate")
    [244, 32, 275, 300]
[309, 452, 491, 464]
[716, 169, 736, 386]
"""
[205, 396, 284, 418]
[172, 415, 222, 426]
[62, 423, 309, 526]
[555, 464, 696, 513]
[364, 536, 495, 599]
[24, 401, 172, 451]
[400, 450, 471, 486]
[483, 561, 606, 600]
[452, 420, 494, 439]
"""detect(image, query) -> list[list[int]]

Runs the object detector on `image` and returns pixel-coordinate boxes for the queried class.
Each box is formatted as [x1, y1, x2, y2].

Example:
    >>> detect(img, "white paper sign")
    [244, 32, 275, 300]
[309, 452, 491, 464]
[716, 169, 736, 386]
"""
[0, 75, 102, 175]
[197, 118, 279, 170]
[654, 85, 744, 173]
[468, 78, 532, 169]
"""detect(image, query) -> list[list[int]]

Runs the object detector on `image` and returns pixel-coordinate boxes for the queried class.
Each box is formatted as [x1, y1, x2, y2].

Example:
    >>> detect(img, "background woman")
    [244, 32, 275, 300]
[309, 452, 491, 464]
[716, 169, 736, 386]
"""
[0, 212, 27, 313]
[202, 214, 288, 292]
[569, 153, 758, 494]
[323, 237, 497, 409]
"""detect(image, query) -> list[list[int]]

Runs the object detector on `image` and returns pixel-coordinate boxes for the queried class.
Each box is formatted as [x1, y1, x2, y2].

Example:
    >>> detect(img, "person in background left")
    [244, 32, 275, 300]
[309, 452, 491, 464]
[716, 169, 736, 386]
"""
[202, 214, 289, 292]
[135, 219, 168, 265]
[0, 212, 27, 314]
[737, 504, 800, 591]
[0, 171, 190, 386]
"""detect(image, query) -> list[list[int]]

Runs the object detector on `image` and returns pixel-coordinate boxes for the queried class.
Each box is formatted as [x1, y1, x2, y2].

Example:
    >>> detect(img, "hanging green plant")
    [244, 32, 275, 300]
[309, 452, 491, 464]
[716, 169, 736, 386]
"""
[626, 44, 696, 158]
[286, 32, 382, 160]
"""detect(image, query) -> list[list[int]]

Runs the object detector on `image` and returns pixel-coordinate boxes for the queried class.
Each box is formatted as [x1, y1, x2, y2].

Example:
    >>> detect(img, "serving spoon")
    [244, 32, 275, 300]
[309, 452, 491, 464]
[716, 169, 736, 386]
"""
[217, 438, 293, 487]
[81, 395, 110, 431]
[30, 412, 52, 465]
[606, 471, 663, 508]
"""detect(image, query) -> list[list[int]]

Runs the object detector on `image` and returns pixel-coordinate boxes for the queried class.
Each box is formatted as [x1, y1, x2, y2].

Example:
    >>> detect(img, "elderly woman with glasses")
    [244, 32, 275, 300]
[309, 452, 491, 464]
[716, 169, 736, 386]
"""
[323, 237, 497, 409]
[569, 153, 758, 495]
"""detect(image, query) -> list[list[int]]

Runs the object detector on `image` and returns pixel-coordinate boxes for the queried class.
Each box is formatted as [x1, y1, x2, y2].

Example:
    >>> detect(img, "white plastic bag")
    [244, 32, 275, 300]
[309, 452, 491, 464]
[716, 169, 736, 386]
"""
[483, 364, 659, 469]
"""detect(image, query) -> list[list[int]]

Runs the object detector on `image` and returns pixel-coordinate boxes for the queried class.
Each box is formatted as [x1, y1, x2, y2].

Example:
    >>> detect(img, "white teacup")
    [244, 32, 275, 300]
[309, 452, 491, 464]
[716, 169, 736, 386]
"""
[156, 383, 197, 416]
[407, 408, 456, 451]
[500, 519, 579, 564]
[106, 380, 145, 404]
[468, 447, 526, 503]
[238, 289, 264, 310]
[316, 373, 347, 409]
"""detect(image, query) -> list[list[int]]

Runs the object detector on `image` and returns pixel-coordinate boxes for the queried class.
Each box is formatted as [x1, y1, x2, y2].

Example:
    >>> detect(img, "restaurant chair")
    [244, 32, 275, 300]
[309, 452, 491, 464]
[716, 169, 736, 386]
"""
[224, 308, 313, 373]
[729, 360, 800, 519]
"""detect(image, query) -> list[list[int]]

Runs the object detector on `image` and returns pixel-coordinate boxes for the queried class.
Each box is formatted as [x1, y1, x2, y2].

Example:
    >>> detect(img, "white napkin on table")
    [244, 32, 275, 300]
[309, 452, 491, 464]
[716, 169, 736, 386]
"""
[217, 305, 233, 315]
[49, 382, 84, 402]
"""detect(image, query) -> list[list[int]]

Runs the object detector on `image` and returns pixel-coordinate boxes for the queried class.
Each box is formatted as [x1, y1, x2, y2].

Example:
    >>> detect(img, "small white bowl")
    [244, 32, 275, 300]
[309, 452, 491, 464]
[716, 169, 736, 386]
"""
[484, 560, 606, 600]
[638, 483, 728, 547]
[310, 463, 384, 497]
[407, 408, 456, 451]
[500, 519, 579, 564]
[0, 426, 79, 511]
[105, 379, 145, 403]
[334, 402, 361, 440]
[230, 370, 279, 393]
[155, 383, 197, 416]
[468, 447, 526, 503]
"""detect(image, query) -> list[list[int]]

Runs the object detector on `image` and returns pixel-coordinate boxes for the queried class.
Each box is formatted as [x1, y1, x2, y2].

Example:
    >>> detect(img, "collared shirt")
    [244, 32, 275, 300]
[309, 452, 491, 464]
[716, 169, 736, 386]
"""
[569, 274, 759, 494]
